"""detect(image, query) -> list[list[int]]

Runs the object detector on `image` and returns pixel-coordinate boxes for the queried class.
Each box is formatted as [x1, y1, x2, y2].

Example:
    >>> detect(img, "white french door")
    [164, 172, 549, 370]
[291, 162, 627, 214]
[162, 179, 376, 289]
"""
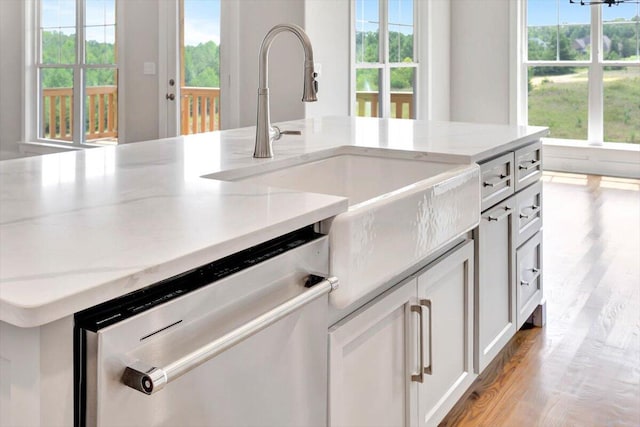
[159, 0, 238, 138]
[159, 0, 180, 138]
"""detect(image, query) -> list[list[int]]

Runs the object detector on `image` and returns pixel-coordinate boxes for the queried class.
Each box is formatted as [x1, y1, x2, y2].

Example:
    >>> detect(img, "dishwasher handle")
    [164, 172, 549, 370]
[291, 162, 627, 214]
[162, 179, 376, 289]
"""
[122, 276, 339, 395]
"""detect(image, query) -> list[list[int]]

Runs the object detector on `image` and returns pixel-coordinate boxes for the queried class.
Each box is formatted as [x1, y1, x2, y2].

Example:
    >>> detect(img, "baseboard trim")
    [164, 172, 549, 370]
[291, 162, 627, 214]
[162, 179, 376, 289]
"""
[18, 141, 83, 156]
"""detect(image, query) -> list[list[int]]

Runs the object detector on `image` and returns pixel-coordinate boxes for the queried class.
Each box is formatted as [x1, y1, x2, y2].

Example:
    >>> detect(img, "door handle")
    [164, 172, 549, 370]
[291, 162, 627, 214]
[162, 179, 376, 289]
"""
[410, 299, 432, 382]
[410, 303, 424, 383]
[422, 299, 432, 376]
[483, 174, 510, 188]
[166, 93, 175, 101]
[520, 268, 541, 286]
[487, 206, 512, 222]
[122, 276, 339, 395]
[519, 204, 540, 219]
[518, 159, 541, 171]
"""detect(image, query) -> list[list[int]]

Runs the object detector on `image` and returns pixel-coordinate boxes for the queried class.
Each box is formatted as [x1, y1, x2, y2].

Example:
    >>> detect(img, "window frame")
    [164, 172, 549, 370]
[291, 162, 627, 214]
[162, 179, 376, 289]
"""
[31, 0, 121, 148]
[349, 0, 420, 119]
[519, 0, 640, 145]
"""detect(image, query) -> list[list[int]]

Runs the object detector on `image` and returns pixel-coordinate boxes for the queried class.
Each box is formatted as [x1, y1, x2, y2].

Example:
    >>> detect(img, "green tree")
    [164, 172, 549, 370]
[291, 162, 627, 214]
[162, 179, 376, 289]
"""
[183, 41, 220, 87]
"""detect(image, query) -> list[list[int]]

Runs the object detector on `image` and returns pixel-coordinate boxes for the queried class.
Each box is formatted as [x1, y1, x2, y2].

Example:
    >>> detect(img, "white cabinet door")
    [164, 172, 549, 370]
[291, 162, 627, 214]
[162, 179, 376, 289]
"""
[329, 278, 418, 427]
[475, 195, 517, 373]
[416, 241, 476, 426]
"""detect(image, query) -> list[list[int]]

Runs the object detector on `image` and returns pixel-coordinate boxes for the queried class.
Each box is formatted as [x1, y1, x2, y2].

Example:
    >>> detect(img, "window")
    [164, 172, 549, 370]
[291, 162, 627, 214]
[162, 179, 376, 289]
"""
[37, 0, 118, 145]
[352, 0, 417, 119]
[524, 0, 640, 144]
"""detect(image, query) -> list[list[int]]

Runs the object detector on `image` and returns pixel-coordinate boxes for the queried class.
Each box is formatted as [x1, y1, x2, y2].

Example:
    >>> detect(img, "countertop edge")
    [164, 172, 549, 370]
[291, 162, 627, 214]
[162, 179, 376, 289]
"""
[0, 198, 348, 328]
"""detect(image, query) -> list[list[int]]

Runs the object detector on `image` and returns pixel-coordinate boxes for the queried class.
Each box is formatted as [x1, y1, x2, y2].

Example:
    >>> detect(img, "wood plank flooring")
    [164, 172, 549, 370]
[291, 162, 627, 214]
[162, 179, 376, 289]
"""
[440, 172, 640, 427]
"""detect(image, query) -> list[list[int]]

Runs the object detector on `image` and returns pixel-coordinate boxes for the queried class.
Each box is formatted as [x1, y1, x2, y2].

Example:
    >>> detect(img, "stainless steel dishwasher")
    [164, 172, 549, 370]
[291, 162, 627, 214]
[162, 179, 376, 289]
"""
[74, 226, 336, 427]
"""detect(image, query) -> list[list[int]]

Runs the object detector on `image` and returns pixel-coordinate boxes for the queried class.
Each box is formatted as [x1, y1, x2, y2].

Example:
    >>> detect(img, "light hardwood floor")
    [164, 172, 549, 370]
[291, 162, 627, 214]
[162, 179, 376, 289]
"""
[441, 172, 640, 427]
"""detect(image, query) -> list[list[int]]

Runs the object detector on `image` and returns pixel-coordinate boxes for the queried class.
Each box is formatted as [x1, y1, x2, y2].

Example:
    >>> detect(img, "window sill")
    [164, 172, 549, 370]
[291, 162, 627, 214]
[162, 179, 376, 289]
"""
[542, 138, 640, 179]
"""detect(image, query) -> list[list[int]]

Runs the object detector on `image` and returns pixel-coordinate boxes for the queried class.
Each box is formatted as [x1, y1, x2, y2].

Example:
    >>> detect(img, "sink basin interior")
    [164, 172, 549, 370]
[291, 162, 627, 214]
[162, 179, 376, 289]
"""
[231, 154, 456, 206]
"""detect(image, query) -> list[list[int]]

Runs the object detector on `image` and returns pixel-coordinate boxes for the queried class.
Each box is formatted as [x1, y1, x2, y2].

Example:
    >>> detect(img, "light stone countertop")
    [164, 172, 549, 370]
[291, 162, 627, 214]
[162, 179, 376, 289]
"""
[0, 116, 547, 327]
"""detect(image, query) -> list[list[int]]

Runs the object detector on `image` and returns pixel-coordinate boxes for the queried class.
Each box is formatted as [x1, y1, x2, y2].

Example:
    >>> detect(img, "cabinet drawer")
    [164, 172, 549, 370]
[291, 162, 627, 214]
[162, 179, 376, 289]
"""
[514, 141, 542, 191]
[515, 181, 543, 247]
[516, 231, 543, 329]
[480, 152, 515, 211]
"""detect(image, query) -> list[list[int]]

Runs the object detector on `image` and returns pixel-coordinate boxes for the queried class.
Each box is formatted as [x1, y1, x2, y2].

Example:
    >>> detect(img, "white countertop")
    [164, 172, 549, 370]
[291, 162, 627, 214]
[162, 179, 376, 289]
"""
[0, 116, 547, 327]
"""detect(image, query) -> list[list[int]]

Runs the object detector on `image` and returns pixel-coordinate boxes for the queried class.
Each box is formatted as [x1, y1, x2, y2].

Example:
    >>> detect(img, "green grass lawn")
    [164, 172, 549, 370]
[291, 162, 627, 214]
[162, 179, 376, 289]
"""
[528, 69, 640, 144]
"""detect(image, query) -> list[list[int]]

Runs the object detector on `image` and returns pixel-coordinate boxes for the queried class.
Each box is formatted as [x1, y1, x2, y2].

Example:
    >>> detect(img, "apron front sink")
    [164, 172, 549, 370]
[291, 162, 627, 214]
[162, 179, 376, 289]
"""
[205, 150, 480, 308]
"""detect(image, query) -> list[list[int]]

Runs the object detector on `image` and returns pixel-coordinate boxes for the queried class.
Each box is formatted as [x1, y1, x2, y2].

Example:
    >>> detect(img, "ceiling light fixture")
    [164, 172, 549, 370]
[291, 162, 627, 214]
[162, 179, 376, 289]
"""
[569, 0, 640, 6]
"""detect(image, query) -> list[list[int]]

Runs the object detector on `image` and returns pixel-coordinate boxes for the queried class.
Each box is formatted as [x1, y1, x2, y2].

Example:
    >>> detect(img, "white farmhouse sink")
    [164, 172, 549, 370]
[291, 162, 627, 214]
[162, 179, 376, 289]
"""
[205, 152, 480, 308]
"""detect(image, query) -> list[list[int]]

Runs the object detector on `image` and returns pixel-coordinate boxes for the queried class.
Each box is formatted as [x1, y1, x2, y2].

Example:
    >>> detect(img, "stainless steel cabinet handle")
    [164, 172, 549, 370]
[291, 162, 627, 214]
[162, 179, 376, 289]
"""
[483, 174, 510, 188]
[410, 303, 425, 383]
[122, 276, 339, 395]
[520, 268, 541, 286]
[519, 204, 541, 219]
[487, 206, 512, 222]
[410, 298, 432, 382]
[423, 299, 433, 376]
[518, 159, 541, 171]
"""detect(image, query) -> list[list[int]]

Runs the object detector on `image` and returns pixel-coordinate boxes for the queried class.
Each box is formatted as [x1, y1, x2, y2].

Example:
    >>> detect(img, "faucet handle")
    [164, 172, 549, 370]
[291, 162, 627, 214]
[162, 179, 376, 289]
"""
[273, 126, 302, 140]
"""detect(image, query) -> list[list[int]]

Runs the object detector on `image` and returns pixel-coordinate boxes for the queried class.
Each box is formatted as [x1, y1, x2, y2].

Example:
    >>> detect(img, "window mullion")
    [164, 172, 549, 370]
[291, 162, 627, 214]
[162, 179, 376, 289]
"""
[588, 3, 603, 145]
[73, 0, 85, 147]
[380, 0, 390, 118]
[413, 0, 419, 119]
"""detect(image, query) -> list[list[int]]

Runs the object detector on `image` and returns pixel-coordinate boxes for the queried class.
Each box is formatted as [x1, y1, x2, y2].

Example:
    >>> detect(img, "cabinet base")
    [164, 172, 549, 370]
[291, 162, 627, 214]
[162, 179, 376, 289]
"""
[526, 299, 546, 327]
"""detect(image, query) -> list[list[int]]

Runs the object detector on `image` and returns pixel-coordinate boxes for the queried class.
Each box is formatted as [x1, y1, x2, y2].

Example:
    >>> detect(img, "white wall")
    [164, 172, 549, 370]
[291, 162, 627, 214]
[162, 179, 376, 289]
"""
[423, 0, 451, 121]
[450, 0, 512, 125]
[0, 0, 24, 157]
[235, 0, 306, 127]
[304, 0, 350, 118]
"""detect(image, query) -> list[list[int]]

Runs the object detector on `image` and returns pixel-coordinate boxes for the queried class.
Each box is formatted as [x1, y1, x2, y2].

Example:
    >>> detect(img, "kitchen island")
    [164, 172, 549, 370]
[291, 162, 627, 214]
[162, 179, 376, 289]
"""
[0, 116, 547, 426]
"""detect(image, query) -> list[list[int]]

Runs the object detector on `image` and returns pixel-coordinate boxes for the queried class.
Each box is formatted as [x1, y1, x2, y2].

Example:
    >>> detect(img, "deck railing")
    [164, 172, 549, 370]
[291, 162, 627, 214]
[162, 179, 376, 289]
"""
[181, 87, 220, 135]
[42, 86, 118, 141]
[42, 87, 410, 142]
[355, 91, 414, 119]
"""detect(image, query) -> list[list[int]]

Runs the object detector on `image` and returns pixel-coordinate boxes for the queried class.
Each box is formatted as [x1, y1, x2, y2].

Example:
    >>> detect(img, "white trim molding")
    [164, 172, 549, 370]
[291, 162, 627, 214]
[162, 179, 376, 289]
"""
[543, 139, 640, 179]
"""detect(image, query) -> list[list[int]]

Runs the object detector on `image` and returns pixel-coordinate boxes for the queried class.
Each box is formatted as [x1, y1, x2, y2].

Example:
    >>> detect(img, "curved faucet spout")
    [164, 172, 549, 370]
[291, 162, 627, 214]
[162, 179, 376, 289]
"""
[254, 24, 318, 158]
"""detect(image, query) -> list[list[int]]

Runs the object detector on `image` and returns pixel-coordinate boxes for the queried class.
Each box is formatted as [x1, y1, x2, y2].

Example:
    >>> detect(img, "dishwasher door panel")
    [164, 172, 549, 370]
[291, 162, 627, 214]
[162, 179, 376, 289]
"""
[82, 236, 330, 427]
[95, 294, 327, 427]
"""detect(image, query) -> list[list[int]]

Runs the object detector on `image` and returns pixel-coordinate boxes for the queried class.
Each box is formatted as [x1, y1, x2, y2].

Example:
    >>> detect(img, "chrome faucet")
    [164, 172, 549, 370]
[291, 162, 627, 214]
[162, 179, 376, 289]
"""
[254, 24, 318, 158]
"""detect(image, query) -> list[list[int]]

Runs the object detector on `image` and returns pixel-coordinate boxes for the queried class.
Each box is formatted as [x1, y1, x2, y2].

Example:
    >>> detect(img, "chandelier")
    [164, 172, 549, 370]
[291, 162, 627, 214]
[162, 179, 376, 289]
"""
[569, 0, 640, 5]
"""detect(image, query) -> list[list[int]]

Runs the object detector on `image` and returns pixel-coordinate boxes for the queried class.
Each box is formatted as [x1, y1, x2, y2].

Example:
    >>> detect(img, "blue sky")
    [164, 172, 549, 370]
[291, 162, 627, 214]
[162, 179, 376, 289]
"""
[356, 0, 414, 34]
[528, 0, 639, 26]
[41, 0, 116, 43]
[40, 0, 219, 45]
[184, 0, 220, 46]
[40, 0, 639, 44]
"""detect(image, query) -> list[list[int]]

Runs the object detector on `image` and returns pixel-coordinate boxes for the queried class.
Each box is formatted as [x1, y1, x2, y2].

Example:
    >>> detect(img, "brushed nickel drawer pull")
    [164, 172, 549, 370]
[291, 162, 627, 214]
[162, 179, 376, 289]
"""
[410, 304, 425, 383]
[483, 174, 509, 188]
[518, 159, 541, 171]
[520, 268, 541, 286]
[423, 299, 433, 376]
[519, 204, 541, 219]
[488, 206, 512, 222]
[122, 276, 339, 395]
